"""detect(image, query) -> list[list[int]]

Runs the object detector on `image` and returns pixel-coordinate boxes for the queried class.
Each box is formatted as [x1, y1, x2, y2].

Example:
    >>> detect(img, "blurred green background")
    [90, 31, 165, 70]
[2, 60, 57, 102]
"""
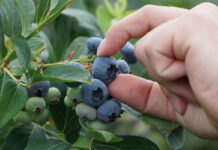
[47, 0, 218, 150]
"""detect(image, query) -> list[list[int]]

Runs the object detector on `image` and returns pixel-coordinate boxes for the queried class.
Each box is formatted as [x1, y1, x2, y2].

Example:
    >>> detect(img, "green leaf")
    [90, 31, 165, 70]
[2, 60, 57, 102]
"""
[49, 82, 81, 143]
[31, 65, 90, 83]
[13, 0, 36, 36]
[36, 0, 51, 23]
[2, 126, 33, 150]
[96, 6, 113, 32]
[0, 0, 22, 37]
[0, 10, 6, 60]
[93, 136, 160, 150]
[64, 37, 89, 60]
[61, 8, 103, 36]
[167, 126, 185, 150]
[25, 127, 70, 150]
[12, 36, 31, 70]
[141, 114, 179, 134]
[80, 119, 122, 143]
[51, 0, 70, 14]
[0, 73, 28, 128]
[28, 37, 45, 52]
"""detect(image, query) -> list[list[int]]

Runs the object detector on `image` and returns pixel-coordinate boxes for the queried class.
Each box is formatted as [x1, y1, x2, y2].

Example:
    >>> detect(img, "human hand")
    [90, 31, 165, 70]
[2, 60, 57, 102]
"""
[97, 2, 218, 139]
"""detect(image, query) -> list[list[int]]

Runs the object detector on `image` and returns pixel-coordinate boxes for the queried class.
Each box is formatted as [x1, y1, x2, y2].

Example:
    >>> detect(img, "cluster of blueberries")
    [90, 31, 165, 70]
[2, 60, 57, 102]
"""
[64, 37, 137, 123]
[14, 81, 61, 125]
[13, 37, 137, 125]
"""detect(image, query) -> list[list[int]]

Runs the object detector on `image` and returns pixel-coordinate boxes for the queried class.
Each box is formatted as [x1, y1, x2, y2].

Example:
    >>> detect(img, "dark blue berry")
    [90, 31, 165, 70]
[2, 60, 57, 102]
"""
[27, 81, 50, 97]
[65, 62, 84, 87]
[92, 56, 118, 84]
[86, 37, 103, 54]
[81, 79, 108, 107]
[117, 60, 130, 74]
[120, 42, 137, 64]
[96, 99, 122, 123]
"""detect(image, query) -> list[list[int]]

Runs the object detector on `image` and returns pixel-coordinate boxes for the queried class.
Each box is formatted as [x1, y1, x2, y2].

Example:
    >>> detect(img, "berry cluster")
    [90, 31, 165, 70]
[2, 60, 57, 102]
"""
[14, 37, 137, 125]
[14, 82, 61, 126]
[65, 37, 137, 123]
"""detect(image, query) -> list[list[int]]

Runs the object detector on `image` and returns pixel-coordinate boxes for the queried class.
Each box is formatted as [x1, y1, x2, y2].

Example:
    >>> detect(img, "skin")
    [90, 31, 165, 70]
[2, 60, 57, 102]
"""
[97, 3, 218, 139]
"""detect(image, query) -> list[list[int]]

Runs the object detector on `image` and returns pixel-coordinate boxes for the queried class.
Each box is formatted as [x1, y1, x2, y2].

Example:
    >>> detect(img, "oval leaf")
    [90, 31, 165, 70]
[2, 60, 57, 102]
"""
[0, 73, 28, 128]
[93, 136, 160, 150]
[12, 36, 31, 70]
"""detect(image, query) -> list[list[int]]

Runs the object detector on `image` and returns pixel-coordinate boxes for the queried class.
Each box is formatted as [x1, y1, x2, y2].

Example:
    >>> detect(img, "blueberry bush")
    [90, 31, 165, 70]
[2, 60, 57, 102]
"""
[2, 0, 217, 150]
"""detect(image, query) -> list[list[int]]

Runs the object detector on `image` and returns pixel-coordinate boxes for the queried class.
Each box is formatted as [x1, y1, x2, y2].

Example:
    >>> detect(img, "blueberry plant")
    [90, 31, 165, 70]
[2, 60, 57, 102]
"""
[0, 0, 185, 150]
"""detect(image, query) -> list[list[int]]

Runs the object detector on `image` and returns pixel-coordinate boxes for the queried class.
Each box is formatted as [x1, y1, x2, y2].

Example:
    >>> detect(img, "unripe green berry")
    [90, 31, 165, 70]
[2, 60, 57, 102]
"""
[32, 109, 49, 124]
[25, 97, 46, 114]
[75, 103, 96, 121]
[67, 87, 81, 101]
[45, 87, 61, 104]
[13, 111, 32, 125]
[64, 96, 74, 108]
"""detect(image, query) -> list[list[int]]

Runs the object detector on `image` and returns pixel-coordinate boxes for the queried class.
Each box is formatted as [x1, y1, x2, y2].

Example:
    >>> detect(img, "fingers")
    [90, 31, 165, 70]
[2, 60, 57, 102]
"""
[108, 74, 178, 121]
[97, 5, 188, 56]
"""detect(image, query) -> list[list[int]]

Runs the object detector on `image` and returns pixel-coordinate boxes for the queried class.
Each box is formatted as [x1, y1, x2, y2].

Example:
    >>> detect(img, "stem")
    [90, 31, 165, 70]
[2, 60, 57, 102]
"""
[32, 123, 68, 143]
[27, 0, 74, 39]
[0, 50, 14, 70]
[3, 68, 28, 87]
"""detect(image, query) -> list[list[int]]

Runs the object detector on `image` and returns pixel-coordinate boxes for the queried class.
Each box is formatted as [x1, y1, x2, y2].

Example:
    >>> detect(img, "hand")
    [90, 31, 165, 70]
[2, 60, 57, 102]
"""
[97, 3, 218, 139]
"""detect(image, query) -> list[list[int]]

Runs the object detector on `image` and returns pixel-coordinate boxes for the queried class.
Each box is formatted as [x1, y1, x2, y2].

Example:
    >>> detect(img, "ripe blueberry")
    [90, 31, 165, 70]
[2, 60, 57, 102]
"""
[86, 37, 103, 54]
[45, 87, 61, 104]
[81, 79, 108, 107]
[120, 42, 137, 64]
[27, 81, 50, 97]
[75, 103, 96, 121]
[117, 60, 130, 74]
[92, 56, 118, 84]
[96, 99, 122, 123]
[13, 111, 32, 125]
[64, 62, 84, 87]
[25, 97, 46, 114]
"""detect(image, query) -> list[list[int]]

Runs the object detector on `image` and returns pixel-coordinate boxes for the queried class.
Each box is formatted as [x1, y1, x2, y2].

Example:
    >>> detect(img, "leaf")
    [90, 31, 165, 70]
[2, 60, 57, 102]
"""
[96, 6, 113, 32]
[0, 73, 28, 128]
[80, 119, 122, 143]
[49, 82, 81, 143]
[64, 37, 89, 60]
[93, 136, 160, 150]
[61, 8, 103, 36]
[25, 127, 70, 150]
[167, 126, 185, 150]
[30, 65, 90, 83]
[0, 10, 6, 60]
[36, 0, 51, 23]
[51, 0, 70, 14]
[28, 37, 45, 52]
[12, 36, 31, 70]
[0, 0, 22, 37]
[2, 126, 33, 150]
[141, 114, 179, 134]
[13, 0, 36, 36]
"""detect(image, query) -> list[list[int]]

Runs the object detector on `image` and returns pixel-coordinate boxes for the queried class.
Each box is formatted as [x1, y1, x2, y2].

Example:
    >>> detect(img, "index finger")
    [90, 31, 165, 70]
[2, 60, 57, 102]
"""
[97, 5, 187, 56]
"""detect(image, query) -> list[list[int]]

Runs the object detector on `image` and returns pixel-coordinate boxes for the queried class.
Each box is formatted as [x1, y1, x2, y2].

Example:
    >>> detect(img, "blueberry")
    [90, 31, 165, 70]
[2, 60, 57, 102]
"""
[120, 42, 137, 64]
[92, 56, 118, 84]
[27, 81, 50, 97]
[13, 111, 32, 125]
[75, 103, 96, 121]
[86, 37, 103, 54]
[117, 60, 130, 74]
[81, 79, 108, 107]
[45, 87, 61, 104]
[31, 109, 49, 124]
[96, 99, 122, 123]
[64, 62, 84, 87]
[25, 97, 46, 114]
